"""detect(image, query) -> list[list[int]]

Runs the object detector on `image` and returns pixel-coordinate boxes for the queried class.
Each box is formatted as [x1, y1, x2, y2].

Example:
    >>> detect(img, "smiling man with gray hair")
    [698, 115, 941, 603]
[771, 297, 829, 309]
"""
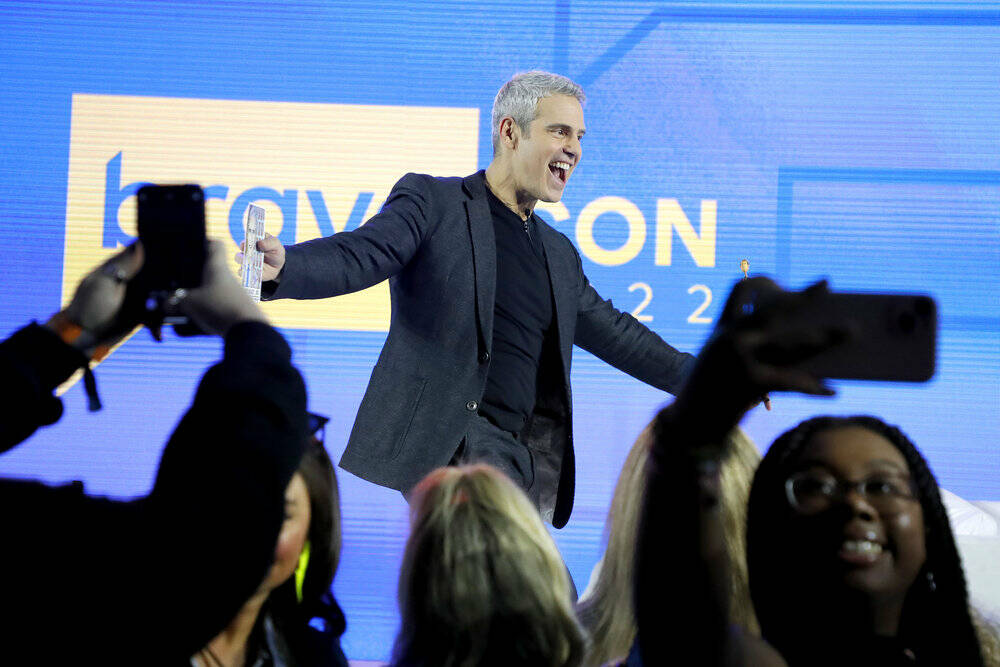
[246, 70, 694, 527]
[491, 70, 586, 154]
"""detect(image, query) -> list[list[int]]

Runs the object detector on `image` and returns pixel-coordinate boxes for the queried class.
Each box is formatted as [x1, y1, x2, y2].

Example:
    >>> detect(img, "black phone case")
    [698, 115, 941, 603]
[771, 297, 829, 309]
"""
[782, 291, 936, 382]
[130, 184, 208, 337]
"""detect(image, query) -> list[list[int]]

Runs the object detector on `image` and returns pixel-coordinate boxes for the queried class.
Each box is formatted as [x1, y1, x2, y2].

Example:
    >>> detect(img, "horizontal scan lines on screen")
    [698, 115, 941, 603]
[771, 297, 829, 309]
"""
[775, 166, 1000, 332]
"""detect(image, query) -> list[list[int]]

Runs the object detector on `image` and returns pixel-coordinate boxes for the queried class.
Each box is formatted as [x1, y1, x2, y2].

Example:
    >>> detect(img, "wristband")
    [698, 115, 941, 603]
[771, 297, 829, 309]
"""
[46, 312, 108, 412]
[47, 312, 111, 362]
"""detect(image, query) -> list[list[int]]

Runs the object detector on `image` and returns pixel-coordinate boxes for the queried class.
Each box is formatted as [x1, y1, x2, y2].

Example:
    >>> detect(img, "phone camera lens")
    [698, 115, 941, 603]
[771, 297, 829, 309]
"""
[897, 311, 916, 334]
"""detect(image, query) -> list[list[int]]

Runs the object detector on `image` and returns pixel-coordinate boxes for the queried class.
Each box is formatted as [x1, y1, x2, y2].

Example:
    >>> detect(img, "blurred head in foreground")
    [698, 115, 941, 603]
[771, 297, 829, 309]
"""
[392, 464, 585, 667]
[194, 423, 344, 667]
[577, 424, 761, 667]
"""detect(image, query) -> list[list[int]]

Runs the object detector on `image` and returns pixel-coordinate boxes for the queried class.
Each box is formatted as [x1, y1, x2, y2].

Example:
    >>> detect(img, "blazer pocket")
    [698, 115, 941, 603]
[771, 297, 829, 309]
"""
[352, 374, 428, 461]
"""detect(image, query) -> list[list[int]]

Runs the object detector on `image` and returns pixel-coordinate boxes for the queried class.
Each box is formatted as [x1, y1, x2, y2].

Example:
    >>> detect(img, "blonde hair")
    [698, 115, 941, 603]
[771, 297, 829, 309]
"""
[576, 424, 761, 667]
[392, 464, 585, 667]
[974, 607, 1000, 667]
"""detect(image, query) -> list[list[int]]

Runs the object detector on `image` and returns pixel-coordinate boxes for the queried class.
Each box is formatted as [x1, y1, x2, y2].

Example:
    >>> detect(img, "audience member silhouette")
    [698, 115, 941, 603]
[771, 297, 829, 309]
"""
[0, 242, 310, 665]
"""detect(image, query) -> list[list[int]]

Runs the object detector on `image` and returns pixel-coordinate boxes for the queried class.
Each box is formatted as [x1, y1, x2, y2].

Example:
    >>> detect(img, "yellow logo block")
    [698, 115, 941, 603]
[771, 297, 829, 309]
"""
[64, 94, 479, 331]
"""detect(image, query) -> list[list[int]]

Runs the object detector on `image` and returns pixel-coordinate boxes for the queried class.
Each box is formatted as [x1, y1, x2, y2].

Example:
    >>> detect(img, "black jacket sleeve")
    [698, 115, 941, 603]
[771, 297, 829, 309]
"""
[0, 321, 309, 665]
[0, 323, 89, 451]
[634, 406, 733, 667]
[126, 320, 310, 661]
[571, 247, 696, 395]
[262, 172, 437, 301]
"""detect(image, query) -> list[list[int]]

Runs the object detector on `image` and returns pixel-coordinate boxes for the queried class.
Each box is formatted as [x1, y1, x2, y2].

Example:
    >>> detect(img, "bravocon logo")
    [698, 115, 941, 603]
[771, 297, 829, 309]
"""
[64, 94, 479, 331]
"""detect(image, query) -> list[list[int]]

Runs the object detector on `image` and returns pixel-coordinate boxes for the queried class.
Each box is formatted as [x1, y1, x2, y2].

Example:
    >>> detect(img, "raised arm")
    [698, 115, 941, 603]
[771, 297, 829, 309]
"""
[103, 241, 310, 659]
[634, 400, 741, 665]
[129, 322, 307, 657]
[634, 278, 838, 666]
[0, 243, 145, 451]
[258, 172, 437, 301]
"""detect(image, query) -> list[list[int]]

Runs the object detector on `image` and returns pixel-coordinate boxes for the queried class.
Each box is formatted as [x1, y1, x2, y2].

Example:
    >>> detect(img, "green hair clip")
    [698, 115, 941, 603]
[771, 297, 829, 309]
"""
[295, 540, 311, 603]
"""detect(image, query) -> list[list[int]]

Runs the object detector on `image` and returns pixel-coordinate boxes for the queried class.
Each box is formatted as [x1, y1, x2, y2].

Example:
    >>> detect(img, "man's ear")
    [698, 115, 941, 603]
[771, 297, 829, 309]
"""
[500, 116, 519, 150]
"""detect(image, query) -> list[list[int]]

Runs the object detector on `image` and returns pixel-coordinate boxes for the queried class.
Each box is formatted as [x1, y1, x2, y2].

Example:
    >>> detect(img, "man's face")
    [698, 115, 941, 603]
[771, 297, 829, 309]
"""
[510, 94, 585, 203]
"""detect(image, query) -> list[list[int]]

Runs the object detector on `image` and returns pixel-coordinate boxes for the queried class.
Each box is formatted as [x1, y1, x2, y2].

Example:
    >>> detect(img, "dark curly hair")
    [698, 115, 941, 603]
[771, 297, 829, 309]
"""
[746, 415, 983, 666]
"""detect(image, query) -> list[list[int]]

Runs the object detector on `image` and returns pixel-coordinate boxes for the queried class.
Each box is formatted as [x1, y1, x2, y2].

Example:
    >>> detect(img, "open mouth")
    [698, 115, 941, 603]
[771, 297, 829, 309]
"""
[838, 538, 885, 566]
[548, 160, 571, 185]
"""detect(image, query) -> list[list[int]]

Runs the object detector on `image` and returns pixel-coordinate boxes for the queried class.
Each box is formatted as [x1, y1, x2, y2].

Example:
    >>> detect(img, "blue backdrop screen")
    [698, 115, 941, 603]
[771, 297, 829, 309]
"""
[1, 1, 997, 658]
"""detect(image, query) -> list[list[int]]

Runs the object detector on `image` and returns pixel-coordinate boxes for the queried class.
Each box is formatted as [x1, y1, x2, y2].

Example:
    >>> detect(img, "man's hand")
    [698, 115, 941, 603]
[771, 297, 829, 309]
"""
[178, 240, 268, 336]
[49, 242, 145, 352]
[235, 233, 285, 283]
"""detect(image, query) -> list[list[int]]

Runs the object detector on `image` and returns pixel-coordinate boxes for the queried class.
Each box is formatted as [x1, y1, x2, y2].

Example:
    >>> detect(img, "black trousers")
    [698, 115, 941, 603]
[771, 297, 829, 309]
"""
[407, 413, 577, 599]
[400, 414, 535, 502]
[449, 413, 536, 496]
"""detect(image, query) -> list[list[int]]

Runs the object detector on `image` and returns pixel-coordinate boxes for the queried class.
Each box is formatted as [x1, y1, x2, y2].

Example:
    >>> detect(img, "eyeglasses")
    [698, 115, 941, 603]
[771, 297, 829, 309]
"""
[785, 470, 918, 515]
[307, 412, 330, 442]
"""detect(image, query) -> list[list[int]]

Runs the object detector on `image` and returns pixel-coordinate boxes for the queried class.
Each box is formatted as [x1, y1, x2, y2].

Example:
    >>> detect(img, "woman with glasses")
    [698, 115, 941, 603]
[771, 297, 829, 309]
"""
[632, 278, 996, 667]
[745, 414, 989, 666]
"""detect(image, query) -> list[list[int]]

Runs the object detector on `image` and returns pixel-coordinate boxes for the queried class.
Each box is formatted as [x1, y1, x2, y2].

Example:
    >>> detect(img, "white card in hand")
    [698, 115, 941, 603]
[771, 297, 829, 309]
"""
[241, 204, 266, 302]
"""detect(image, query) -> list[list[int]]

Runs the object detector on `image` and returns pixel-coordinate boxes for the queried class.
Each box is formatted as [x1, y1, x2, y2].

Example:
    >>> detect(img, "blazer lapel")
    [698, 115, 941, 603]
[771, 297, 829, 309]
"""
[463, 172, 495, 352]
[537, 225, 576, 384]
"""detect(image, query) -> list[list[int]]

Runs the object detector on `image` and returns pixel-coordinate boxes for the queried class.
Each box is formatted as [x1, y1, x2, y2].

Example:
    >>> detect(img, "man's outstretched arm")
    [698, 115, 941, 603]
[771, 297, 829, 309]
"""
[250, 172, 439, 301]
[571, 249, 696, 395]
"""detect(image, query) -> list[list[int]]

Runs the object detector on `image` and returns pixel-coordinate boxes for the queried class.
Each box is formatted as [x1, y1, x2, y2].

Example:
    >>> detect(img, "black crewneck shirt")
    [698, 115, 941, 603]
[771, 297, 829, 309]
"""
[478, 186, 554, 434]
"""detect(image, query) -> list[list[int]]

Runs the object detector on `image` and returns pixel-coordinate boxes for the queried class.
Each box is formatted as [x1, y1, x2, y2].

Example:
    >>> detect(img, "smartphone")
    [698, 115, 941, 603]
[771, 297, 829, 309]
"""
[742, 288, 937, 382]
[136, 184, 206, 292]
[134, 184, 206, 330]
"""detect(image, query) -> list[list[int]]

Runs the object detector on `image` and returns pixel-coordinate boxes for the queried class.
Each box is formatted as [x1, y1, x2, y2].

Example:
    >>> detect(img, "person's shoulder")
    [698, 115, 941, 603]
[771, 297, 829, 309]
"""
[395, 172, 467, 193]
[389, 173, 474, 213]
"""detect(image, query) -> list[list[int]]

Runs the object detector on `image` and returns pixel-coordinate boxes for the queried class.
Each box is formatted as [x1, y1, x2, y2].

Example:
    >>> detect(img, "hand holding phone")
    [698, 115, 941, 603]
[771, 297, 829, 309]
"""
[129, 184, 207, 334]
[727, 281, 936, 382]
[50, 242, 146, 355]
[177, 240, 268, 336]
[673, 278, 937, 444]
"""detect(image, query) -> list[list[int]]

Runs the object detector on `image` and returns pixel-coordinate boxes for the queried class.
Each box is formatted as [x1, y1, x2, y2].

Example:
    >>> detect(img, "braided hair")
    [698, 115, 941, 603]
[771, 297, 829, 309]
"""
[746, 415, 983, 666]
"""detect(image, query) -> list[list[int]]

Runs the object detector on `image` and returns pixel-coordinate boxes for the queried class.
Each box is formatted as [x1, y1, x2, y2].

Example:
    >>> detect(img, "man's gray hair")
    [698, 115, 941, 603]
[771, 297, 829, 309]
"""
[491, 71, 585, 154]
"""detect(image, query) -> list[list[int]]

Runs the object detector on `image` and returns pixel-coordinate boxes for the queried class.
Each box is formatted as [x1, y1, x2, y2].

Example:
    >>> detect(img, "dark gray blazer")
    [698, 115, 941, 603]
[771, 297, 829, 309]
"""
[266, 170, 694, 527]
